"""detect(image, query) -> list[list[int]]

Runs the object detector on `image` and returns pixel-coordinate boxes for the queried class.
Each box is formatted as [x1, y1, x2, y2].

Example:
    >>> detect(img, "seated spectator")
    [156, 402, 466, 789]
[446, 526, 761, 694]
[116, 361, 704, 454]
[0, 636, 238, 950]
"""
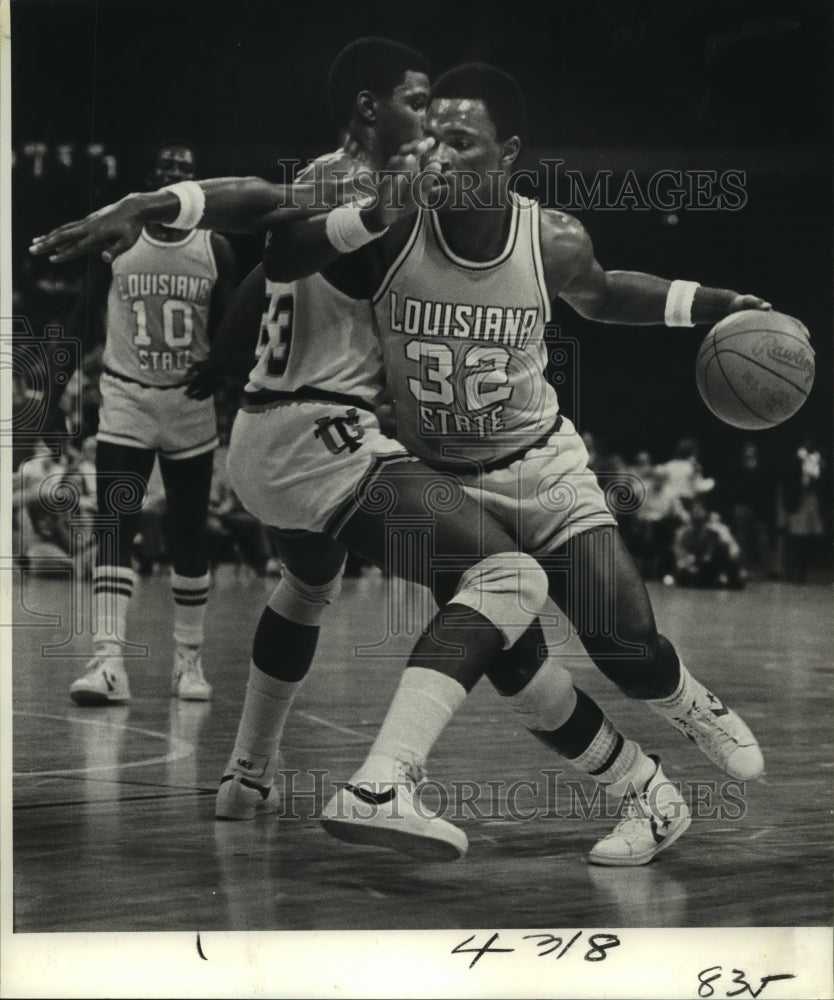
[57, 350, 103, 440]
[656, 437, 716, 504]
[58, 436, 98, 576]
[720, 441, 777, 579]
[63, 435, 98, 511]
[626, 451, 688, 581]
[13, 441, 88, 575]
[207, 445, 272, 576]
[11, 370, 43, 473]
[673, 497, 746, 589]
[777, 435, 828, 583]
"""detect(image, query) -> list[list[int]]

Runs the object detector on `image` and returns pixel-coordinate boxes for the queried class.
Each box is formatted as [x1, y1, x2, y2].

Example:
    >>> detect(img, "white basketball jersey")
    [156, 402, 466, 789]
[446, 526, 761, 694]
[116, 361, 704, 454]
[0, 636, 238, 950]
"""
[104, 228, 217, 386]
[245, 150, 385, 406]
[372, 194, 558, 467]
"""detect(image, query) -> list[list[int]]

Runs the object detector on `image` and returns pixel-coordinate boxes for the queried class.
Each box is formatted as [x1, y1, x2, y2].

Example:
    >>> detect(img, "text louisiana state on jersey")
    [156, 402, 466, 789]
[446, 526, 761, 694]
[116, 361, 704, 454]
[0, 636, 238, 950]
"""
[372, 193, 560, 468]
[245, 149, 386, 407]
[103, 228, 218, 386]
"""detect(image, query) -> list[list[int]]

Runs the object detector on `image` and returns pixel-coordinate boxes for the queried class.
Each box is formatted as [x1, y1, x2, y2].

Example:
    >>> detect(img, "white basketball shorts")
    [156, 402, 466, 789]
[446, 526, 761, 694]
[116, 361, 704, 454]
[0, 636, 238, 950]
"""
[96, 372, 218, 460]
[456, 416, 617, 554]
[227, 398, 413, 534]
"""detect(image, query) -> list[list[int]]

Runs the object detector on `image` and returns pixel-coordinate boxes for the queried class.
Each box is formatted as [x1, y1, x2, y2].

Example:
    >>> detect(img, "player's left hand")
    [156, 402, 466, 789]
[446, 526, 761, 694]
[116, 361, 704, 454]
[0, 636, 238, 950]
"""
[185, 359, 225, 400]
[727, 294, 772, 313]
[29, 195, 146, 265]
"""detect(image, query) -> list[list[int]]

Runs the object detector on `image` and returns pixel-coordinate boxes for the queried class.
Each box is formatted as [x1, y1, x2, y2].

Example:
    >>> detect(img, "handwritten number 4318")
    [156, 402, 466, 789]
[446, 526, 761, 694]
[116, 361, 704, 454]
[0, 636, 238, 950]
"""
[698, 966, 796, 998]
[451, 931, 620, 968]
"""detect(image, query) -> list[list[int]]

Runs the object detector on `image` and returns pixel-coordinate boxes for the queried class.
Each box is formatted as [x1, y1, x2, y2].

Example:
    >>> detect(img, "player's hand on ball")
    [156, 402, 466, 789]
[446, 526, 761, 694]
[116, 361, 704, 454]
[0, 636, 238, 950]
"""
[728, 294, 772, 314]
[29, 195, 146, 265]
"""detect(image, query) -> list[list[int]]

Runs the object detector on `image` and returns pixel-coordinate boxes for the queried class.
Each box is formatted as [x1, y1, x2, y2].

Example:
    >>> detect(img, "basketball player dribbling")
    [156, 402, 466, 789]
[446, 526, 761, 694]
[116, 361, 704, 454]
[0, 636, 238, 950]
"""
[52, 140, 237, 705]
[265, 63, 773, 864]
[32, 55, 771, 867]
[200, 44, 726, 866]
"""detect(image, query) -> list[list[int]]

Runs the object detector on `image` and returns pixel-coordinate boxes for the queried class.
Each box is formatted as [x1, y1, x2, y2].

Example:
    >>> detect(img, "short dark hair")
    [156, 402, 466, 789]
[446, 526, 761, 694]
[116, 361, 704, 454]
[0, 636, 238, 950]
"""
[150, 137, 195, 168]
[328, 37, 429, 129]
[429, 63, 526, 141]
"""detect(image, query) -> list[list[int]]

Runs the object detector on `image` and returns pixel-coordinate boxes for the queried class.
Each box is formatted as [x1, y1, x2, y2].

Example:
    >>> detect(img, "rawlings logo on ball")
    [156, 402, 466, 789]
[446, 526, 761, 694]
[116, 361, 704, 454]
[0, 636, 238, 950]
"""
[752, 336, 814, 383]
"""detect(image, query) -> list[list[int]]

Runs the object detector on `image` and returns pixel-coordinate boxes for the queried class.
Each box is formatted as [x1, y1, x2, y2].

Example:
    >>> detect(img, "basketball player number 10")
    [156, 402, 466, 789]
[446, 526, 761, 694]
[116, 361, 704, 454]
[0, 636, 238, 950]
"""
[406, 340, 513, 411]
[132, 299, 195, 347]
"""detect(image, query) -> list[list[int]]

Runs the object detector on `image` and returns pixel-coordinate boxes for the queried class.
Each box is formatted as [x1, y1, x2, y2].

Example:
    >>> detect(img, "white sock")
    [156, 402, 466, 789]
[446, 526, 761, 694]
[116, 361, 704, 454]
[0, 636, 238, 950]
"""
[227, 662, 302, 779]
[92, 564, 134, 660]
[351, 667, 467, 786]
[171, 571, 211, 647]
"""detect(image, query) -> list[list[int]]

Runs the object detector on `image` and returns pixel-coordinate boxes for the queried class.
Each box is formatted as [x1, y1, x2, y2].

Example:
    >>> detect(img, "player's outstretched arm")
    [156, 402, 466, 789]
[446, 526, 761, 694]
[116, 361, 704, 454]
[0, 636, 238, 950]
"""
[29, 178, 342, 265]
[263, 138, 435, 283]
[543, 210, 771, 327]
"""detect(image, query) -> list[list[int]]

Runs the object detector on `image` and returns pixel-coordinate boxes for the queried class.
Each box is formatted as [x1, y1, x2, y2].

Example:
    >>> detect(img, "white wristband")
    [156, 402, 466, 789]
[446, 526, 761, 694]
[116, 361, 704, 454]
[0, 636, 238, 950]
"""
[325, 203, 386, 254]
[665, 279, 700, 327]
[163, 181, 205, 230]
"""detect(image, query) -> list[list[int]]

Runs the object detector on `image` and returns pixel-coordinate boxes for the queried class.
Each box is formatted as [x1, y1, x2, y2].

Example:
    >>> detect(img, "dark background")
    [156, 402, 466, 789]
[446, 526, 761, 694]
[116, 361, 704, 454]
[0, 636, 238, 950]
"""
[9, 0, 833, 477]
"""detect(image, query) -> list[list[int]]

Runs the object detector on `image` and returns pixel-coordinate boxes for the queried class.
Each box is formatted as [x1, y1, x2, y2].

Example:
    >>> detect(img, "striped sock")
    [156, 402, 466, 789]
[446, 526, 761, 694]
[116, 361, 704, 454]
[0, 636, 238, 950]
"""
[171, 571, 211, 647]
[570, 719, 655, 801]
[92, 564, 134, 658]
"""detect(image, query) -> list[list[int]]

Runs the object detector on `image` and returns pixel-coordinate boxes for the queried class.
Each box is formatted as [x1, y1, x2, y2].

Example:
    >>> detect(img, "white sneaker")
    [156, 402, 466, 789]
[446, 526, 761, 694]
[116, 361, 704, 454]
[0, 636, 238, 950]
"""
[589, 757, 691, 867]
[663, 689, 764, 780]
[320, 760, 468, 862]
[171, 644, 212, 701]
[70, 656, 131, 706]
[215, 772, 281, 820]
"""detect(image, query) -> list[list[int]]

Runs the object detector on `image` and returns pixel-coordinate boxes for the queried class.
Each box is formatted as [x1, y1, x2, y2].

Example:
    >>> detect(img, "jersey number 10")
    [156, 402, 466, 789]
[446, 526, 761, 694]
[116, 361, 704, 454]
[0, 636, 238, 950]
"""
[132, 299, 195, 347]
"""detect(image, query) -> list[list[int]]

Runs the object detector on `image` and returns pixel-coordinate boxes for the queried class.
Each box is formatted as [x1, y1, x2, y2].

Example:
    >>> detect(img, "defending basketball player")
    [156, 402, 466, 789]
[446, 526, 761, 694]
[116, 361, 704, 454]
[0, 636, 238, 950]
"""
[49, 141, 237, 704]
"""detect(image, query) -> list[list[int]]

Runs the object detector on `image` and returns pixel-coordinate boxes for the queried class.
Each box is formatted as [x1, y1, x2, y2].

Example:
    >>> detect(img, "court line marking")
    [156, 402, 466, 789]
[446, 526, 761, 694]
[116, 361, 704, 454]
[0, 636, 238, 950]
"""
[12, 710, 194, 778]
[294, 710, 372, 744]
[15, 789, 210, 811]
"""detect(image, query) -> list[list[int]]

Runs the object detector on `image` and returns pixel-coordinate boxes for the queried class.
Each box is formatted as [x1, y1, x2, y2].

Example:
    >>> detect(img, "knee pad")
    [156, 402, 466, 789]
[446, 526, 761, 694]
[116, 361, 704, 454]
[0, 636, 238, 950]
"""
[267, 566, 344, 626]
[451, 552, 548, 648]
[504, 658, 578, 732]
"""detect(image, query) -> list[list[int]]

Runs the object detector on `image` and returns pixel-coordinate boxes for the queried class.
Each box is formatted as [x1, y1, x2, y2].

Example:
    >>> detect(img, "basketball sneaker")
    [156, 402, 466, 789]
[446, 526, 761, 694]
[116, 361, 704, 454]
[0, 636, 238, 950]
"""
[320, 758, 468, 861]
[171, 644, 212, 701]
[657, 687, 764, 781]
[69, 656, 131, 705]
[215, 770, 281, 821]
[589, 757, 691, 867]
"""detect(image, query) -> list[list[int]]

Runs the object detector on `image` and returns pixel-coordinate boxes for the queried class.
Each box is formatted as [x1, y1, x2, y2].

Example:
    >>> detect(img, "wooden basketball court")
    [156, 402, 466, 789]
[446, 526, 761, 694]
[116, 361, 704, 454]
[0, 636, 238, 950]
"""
[10, 568, 833, 934]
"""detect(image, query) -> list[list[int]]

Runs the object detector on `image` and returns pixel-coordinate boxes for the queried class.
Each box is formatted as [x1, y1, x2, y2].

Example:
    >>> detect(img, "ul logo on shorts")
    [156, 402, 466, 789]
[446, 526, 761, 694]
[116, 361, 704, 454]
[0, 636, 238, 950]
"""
[314, 409, 365, 454]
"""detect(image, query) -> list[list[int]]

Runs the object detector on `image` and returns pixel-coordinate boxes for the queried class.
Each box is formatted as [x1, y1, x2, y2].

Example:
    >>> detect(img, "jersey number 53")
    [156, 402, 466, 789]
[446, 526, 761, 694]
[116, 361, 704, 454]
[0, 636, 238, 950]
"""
[256, 293, 294, 377]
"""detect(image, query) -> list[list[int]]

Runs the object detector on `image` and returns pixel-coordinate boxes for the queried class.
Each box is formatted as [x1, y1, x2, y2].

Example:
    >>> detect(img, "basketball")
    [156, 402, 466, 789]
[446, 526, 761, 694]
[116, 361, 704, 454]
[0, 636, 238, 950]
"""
[695, 310, 814, 430]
